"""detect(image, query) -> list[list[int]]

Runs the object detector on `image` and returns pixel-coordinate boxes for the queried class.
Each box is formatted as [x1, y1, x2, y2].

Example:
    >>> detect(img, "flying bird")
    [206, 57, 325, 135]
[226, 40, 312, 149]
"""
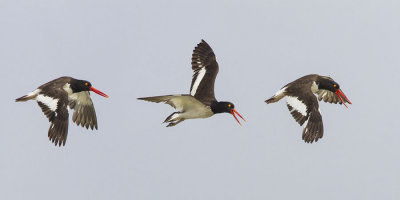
[138, 40, 245, 127]
[265, 74, 351, 143]
[16, 77, 109, 146]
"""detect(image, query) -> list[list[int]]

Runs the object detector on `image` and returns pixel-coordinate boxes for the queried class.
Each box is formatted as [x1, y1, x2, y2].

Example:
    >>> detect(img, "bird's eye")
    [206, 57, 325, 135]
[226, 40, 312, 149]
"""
[85, 82, 88, 86]
[228, 104, 231, 108]
[333, 84, 337, 88]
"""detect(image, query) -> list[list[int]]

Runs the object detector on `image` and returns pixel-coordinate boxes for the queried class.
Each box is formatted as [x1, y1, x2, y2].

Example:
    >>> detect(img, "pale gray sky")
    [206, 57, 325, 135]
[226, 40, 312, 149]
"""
[1, 0, 399, 199]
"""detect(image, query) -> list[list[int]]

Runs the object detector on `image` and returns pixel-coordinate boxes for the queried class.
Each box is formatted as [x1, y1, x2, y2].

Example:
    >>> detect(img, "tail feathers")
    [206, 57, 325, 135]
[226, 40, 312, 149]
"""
[265, 96, 279, 104]
[16, 89, 40, 102]
[266, 87, 287, 104]
[265, 93, 286, 104]
[16, 95, 36, 102]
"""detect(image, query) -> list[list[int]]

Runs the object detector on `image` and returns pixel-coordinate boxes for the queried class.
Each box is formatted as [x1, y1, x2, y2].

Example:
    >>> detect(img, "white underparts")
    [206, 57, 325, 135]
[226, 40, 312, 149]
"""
[163, 95, 214, 119]
[36, 94, 59, 112]
[190, 67, 206, 96]
[286, 96, 307, 116]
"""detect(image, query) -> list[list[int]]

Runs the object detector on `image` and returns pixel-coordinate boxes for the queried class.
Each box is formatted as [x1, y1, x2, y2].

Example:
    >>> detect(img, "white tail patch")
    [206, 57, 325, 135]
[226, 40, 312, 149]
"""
[36, 94, 59, 111]
[286, 96, 307, 116]
[190, 67, 206, 96]
[27, 89, 41, 97]
[274, 86, 287, 97]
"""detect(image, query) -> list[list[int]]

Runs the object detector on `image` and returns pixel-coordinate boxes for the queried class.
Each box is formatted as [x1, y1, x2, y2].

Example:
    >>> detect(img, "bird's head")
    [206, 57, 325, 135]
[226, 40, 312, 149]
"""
[211, 101, 246, 125]
[71, 79, 109, 98]
[317, 76, 351, 107]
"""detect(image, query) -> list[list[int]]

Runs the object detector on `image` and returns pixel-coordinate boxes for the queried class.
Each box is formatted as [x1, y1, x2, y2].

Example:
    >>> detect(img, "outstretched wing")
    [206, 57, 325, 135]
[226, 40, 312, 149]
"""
[301, 106, 323, 143]
[35, 91, 69, 146]
[68, 91, 98, 130]
[47, 105, 69, 146]
[190, 40, 219, 106]
[286, 93, 324, 143]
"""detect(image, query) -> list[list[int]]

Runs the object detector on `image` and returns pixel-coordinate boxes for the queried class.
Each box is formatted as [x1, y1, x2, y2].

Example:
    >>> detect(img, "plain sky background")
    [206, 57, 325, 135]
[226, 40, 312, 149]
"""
[1, 0, 399, 199]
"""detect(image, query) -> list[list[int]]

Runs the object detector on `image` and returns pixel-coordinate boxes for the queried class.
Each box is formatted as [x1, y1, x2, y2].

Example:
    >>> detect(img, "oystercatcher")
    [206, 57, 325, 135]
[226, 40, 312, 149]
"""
[16, 77, 109, 146]
[138, 40, 245, 127]
[265, 74, 351, 143]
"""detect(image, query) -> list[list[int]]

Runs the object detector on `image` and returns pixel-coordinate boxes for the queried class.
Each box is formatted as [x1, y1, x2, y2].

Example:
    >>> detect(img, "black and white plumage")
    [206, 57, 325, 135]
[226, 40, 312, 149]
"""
[16, 76, 109, 146]
[138, 40, 245, 127]
[265, 74, 351, 143]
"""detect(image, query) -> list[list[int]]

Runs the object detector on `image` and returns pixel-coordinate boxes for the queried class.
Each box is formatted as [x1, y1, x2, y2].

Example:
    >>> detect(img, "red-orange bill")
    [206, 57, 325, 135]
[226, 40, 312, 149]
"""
[90, 86, 109, 98]
[335, 89, 351, 108]
[230, 109, 246, 126]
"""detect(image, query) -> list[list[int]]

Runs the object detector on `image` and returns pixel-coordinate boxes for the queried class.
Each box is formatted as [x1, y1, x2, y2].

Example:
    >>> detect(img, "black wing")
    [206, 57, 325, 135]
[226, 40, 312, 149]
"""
[285, 82, 323, 143]
[35, 90, 69, 146]
[189, 40, 219, 106]
[47, 104, 69, 146]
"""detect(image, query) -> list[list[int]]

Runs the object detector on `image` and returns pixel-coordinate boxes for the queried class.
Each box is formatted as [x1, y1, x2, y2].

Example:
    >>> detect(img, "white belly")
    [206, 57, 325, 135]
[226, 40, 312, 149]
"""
[168, 96, 214, 120]
[180, 106, 214, 119]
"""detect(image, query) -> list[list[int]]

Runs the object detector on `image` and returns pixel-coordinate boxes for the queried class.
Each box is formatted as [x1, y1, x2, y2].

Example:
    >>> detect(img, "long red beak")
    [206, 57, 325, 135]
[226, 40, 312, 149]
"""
[335, 89, 351, 108]
[230, 109, 246, 126]
[90, 86, 109, 98]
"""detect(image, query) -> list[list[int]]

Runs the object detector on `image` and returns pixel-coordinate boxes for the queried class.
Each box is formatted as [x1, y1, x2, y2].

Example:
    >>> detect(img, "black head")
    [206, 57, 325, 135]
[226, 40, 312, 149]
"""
[211, 101, 235, 114]
[316, 76, 352, 107]
[70, 79, 93, 93]
[316, 76, 340, 92]
[70, 78, 109, 98]
[211, 101, 245, 125]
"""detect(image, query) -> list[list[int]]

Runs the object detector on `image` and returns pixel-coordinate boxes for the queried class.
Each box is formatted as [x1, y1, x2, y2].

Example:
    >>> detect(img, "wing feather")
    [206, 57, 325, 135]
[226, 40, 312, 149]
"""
[285, 83, 324, 143]
[45, 96, 69, 146]
[317, 89, 351, 104]
[69, 91, 98, 130]
[189, 40, 219, 105]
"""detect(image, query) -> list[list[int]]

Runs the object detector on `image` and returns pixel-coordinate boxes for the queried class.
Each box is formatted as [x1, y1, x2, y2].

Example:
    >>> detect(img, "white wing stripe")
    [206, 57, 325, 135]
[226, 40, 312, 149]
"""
[190, 67, 206, 96]
[286, 96, 307, 116]
[36, 94, 59, 111]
